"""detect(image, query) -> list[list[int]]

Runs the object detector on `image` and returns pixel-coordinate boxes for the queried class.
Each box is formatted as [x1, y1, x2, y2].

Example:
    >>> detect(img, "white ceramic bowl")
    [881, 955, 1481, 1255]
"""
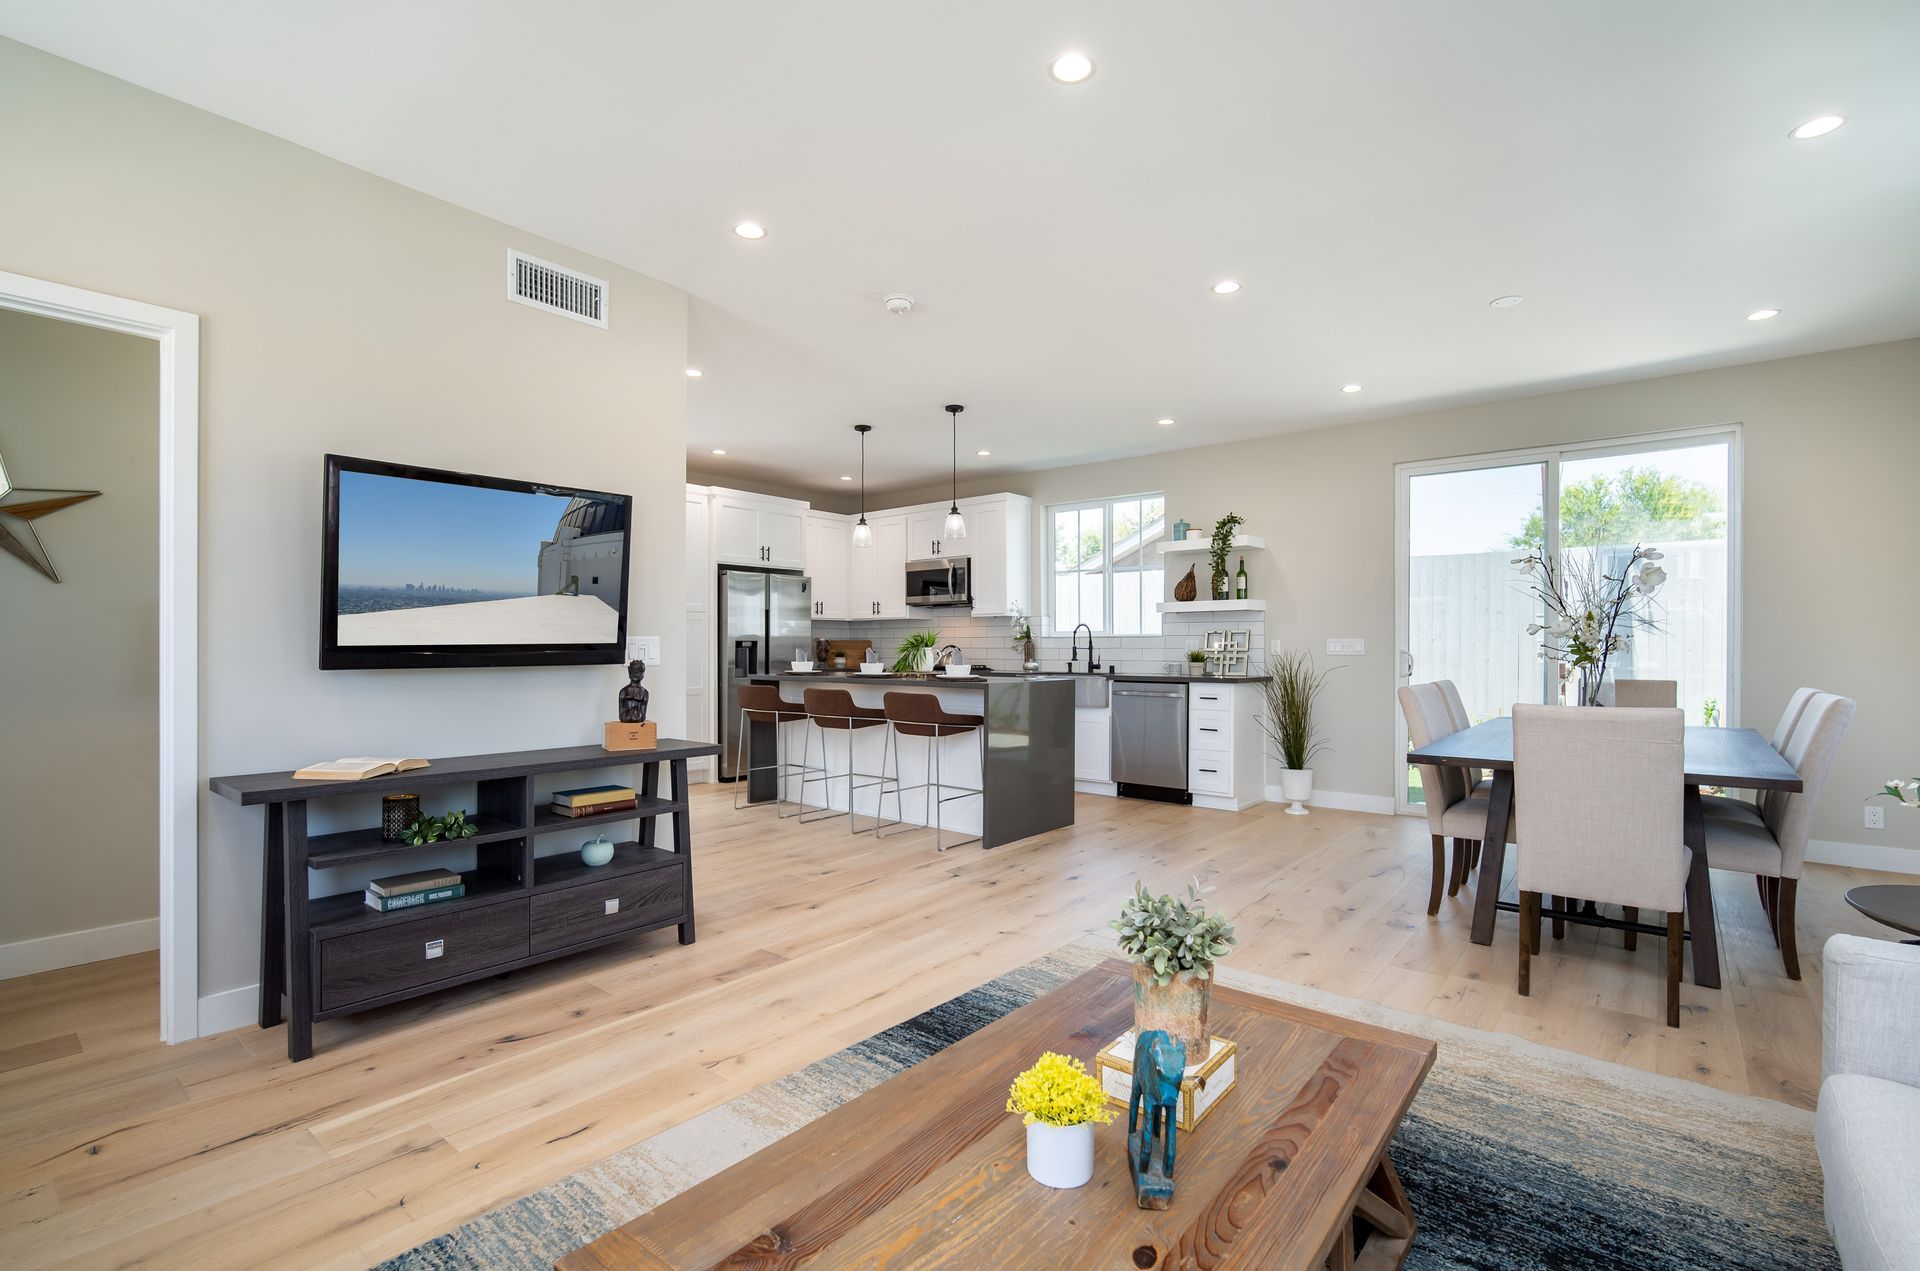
[860, 663, 888, 675]
[943, 664, 972, 678]
[790, 661, 814, 672]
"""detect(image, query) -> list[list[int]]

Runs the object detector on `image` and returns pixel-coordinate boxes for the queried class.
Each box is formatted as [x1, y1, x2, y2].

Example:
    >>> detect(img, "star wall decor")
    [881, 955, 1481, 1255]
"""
[0, 450, 101, 583]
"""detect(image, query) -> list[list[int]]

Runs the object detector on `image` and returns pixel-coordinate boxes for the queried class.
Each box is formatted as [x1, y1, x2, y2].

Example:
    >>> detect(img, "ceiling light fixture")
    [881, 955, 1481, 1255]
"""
[942, 405, 967, 542]
[732, 221, 766, 240]
[1049, 51, 1095, 84]
[1789, 114, 1845, 140]
[1489, 295, 1524, 308]
[851, 424, 874, 548]
[685, 367, 703, 378]
[1211, 280, 1241, 295]
[976, 449, 992, 456]
[1342, 383, 1363, 394]
[710, 448, 727, 456]
[1157, 418, 1175, 427]
[1747, 308, 1781, 321]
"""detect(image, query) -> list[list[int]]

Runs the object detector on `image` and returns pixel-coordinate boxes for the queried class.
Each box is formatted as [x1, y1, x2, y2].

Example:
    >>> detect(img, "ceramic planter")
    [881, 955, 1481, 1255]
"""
[1278, 767, 1314, 815]
[1025, 1120, 1095, 1189]
[1132, 963, 1211, 1063]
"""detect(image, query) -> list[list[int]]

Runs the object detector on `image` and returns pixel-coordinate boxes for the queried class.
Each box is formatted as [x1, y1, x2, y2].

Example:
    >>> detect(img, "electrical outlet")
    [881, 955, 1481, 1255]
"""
[1326, 637, 1365, 656]
[626, 635, 661, 662]
[1866, 805, 1885, 830]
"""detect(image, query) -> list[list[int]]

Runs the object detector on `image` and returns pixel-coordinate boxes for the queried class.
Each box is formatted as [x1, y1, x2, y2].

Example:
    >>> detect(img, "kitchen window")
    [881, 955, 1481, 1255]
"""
[1050, 494, 1166, 635]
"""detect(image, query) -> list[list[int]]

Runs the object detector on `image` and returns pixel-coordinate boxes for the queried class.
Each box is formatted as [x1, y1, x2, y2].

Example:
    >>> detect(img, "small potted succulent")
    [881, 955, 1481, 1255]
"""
[1113, 880, 1237, 1063]
[1005, 1051, 1115, 1188]
[1186, 649, 1211, 678]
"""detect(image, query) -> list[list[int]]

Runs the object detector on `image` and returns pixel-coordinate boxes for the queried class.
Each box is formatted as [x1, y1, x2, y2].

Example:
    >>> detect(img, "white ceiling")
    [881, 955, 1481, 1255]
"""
[5, 2, 1918, 498]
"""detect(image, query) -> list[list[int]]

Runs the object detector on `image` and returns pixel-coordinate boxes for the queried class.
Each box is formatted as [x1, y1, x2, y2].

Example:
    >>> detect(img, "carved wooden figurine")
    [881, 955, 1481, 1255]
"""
[617, 659, 651, 723]
[1127, 1028, 1185, 1209]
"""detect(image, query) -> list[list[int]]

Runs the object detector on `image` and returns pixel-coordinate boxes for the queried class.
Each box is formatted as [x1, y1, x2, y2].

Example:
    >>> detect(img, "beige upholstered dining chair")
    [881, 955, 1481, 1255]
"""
[1603, 678, 1677, 707]
[1701, 690, 1856, 979]
[1398, 681, 1508, 917]
[1513, 704, 1690, 1027]
[1701, 686, 1816, 823]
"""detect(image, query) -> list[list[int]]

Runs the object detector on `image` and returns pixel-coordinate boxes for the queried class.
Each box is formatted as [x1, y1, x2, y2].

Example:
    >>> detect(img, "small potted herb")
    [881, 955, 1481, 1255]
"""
[1113, 880, 1237, 1063]
[1186, 649, 1210, 677]
[1005, 1051, 1115, 1189]
[893, 629, 940, 674]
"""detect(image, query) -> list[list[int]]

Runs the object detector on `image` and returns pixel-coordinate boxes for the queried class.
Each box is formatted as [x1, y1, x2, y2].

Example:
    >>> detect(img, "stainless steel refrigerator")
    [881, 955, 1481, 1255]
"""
[718, 568, 812, 782]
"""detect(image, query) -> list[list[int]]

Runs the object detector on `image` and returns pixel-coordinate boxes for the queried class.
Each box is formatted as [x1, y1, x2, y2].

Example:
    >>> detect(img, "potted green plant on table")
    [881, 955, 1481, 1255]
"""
[892, 629, 940, 674]
[1005, 1051, 1116, 1189]
[1186, 649, 1211, 677]
[1257, 650, 1336, 815]
[1208, 514, 1245, 600]
[1113, 880, 1237, 1063]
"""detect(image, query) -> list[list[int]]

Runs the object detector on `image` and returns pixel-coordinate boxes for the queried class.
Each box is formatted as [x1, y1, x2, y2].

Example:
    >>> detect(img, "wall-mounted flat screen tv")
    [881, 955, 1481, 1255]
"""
[320, 454, 631, 669]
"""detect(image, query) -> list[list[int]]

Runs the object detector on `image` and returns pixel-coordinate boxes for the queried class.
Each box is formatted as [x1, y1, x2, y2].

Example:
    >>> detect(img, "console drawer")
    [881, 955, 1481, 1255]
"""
[318, 899, 529, 1012]
[530, 866, 684, 954]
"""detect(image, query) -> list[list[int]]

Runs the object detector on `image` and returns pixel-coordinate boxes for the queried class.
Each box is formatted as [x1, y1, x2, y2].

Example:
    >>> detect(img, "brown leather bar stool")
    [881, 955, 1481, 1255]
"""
[877, 691, 985, 851]
[800, 687, 895, 832]
[732, 684, 811, 816]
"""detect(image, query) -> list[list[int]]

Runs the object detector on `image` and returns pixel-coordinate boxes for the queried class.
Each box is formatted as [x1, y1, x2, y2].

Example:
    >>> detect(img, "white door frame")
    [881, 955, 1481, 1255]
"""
[1, 270, 201, 1044]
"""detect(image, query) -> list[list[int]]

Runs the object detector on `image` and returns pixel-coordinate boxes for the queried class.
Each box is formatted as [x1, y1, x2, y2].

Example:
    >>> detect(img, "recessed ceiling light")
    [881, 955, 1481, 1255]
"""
[1789, 115, 1844, 140]
[839, 474, 853, 481]
[1157, 418, 1175, 427]
[1049, 52, 1095, 84]
[732, 221, 766, 240]
[1342, 383, 1363, 394]
[685, 367, 703, 378]
[1489, 295, 1523, 308]
[710, 448, 727, 456]
[975, 449, 992, 457]
[1747, 308, 1781, 321]
[1211, 280, 1241, 295]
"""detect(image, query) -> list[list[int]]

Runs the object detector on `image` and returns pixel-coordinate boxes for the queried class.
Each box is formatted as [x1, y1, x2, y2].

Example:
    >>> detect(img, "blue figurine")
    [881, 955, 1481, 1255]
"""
[1128, 1028, 1186, 1209]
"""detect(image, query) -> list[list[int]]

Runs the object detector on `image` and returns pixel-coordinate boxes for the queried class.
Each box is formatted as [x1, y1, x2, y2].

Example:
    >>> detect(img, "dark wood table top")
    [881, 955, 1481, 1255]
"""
[208, 739, 722, 805]
[1408, 717, 1803, 792]
[1845, 885, 1920, 937]
[558, 961, 1435, 1271]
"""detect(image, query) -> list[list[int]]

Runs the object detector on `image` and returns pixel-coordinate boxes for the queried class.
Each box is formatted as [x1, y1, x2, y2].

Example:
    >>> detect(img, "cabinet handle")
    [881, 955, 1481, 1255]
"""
[1200, 727, 1219, 732]
[603, 898, 620, 915]
[1198, 767, 1218, 774]
[1198, 695, 1219, 702]
[424, 939, 444, 960]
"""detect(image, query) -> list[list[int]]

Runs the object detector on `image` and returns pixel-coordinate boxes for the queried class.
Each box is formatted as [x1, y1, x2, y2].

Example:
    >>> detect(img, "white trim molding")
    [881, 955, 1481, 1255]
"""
[1804, 839, 1920, 876]
[1265, 786, 1398, 816]
[0, 918, 160, 981]
[197, 983, 261, 1038]
[0, 270, 200, 1044]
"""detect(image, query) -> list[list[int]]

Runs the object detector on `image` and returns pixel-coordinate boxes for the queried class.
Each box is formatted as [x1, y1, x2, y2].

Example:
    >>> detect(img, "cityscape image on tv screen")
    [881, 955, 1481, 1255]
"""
[335, 470, 627, 646]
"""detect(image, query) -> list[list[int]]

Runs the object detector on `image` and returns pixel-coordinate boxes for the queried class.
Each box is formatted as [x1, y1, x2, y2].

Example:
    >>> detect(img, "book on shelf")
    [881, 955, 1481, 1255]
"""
[551, 783, 637, 809]
[293, 756, 430, 781]
[367, 868, 464, 898]
[363, 884, 464, 912]
[548, 798, 637, 818]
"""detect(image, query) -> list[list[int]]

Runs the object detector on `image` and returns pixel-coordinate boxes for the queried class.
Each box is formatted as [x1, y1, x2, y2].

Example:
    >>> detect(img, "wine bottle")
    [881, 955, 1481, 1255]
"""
[1235, 556, 1249, 600]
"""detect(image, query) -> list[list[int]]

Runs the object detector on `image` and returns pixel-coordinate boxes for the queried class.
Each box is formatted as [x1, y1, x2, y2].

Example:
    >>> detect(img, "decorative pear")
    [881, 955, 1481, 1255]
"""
[1173, 565, 1198, 603]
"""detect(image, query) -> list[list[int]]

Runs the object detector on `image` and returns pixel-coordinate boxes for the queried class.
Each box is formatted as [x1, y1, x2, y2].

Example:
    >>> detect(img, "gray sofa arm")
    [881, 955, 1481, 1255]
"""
[1822, 934, 1920, 1087]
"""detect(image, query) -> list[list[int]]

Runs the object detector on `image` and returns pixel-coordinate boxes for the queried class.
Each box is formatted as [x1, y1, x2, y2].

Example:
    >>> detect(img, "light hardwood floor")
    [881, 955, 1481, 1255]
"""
[0, 786, 1904, 1268]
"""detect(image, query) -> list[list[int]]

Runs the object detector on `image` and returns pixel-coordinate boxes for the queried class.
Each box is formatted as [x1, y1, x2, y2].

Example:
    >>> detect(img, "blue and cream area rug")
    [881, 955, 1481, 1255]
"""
[379, 940, 1836, 1270]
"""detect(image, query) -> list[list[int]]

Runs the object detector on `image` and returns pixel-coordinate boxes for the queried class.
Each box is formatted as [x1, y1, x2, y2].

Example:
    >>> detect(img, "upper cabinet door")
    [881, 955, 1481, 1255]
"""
[905, 509, 948, 560]
[805, 514, 850, 620]
[964, 499, 1009, 615]
[712, 495, 766, 566]
[763, 505, 808, 570]
[872, 516, 910, 618]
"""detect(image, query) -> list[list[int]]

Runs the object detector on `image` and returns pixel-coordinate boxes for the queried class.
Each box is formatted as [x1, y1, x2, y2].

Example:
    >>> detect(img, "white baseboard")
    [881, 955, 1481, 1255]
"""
[1074, 779, 1117, 798]
[1262, 786, 1397, 816]
[197, 983, 260, 1037]
[1805, 838, 1920, 876]
[0, 916, 159, 981]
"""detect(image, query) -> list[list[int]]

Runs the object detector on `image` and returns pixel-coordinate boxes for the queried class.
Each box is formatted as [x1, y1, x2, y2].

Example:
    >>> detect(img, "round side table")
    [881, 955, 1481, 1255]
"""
[1845, 885, 1920, 944]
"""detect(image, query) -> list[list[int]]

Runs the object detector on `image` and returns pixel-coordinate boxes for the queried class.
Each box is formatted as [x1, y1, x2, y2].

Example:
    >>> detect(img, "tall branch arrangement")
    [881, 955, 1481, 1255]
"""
[1512, 545, 1666, 705]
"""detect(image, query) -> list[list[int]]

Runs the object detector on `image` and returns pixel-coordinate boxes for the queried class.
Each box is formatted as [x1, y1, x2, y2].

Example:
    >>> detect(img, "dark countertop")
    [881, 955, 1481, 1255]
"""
[749, 671, 1071, 688]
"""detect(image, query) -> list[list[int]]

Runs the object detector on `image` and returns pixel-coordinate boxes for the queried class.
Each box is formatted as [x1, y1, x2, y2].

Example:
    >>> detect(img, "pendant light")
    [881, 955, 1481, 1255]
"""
[850, 424, 874, 548]
[942, 404, 967, 541]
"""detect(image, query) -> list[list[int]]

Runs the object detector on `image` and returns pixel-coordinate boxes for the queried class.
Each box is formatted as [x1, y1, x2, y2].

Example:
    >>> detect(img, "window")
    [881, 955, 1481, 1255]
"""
[1051, 494, 1166, 635]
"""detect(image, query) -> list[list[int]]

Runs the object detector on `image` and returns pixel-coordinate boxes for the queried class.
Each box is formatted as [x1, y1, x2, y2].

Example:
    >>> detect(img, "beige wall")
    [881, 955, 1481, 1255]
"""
[880, 339, 1920, 855]
[0, 38, 690, 997]
[0, 309, 159, 954]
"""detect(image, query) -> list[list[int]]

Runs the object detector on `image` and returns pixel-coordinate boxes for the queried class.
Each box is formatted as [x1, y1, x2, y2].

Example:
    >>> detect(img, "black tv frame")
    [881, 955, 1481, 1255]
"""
[319, 454, 632, 670]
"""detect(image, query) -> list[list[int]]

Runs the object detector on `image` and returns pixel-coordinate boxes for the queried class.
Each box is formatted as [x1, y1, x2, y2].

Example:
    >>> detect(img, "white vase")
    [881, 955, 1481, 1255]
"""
[1025, 1121, 1095, 1189]
[1279, 767, 1314, 815]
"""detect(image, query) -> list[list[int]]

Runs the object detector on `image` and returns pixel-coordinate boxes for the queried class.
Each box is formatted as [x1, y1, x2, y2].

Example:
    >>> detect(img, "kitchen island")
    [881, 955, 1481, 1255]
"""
[742, 672, 1074, 848]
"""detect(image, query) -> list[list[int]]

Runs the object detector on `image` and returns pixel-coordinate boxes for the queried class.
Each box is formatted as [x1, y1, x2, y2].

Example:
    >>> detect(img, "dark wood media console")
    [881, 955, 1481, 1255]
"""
[209, 739, 721, 1061]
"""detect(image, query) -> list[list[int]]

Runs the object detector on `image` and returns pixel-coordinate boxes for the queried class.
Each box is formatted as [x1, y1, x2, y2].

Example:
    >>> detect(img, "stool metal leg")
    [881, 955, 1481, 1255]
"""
[930, 723, 983, 852]
[797, 719, 848, 825]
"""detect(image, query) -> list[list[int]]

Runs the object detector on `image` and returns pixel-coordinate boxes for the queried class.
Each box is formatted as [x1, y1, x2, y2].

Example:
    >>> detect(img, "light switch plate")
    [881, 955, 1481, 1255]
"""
[626, 635, 661, 662]
[1326, 638, 1365, 656]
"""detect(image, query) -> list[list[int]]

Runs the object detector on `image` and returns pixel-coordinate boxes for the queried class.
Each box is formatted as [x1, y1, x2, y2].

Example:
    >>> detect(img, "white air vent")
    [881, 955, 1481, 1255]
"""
[506, 249, 608, 328]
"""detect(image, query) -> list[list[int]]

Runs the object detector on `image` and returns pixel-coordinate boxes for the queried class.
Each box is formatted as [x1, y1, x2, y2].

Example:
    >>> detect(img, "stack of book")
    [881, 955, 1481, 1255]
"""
[364, 868, 465, 912]
[550, 783, 638, 818]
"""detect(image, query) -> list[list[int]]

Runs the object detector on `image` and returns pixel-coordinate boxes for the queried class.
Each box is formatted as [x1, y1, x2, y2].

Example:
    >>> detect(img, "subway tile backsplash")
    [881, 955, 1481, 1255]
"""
[812, 613, 1265, 676]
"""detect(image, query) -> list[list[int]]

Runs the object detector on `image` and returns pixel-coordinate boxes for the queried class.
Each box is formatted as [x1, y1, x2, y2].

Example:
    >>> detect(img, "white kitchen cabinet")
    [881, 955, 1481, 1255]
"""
[960, 494, 1030, 616]
[805, 512, 850, 620]
[710, 488, 809, 568]
[905, 507, 951, 561]
[848, 514, 908, 619]
[1186, 681, 1267, 812]
[1074, 705, 1113, 789]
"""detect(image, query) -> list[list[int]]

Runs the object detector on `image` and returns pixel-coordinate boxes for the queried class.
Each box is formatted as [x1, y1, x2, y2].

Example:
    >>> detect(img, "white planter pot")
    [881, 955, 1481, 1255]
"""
[1279, 767, 1314, 815]
[1025, 1120, 1095, 1189]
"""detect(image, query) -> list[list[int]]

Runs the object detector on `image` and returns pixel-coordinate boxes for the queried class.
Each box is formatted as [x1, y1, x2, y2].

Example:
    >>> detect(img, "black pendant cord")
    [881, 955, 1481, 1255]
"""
[945, 403, 964, 514]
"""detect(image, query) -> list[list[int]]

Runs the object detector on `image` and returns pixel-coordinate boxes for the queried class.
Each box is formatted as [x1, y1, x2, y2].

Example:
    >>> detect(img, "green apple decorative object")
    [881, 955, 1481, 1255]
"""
[581, 835, 615, 867]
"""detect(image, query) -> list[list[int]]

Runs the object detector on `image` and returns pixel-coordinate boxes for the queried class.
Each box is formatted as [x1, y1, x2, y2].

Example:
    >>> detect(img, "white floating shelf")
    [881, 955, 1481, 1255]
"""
[1156, 599, 1268, 614]
[1158, 534, 1266, 555]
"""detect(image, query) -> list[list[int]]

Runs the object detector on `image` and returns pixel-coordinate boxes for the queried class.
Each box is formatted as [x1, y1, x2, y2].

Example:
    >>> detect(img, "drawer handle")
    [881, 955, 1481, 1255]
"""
[1198, 767, 1218, 774]
[1199, 695, 1219, 702]
[1200, 727, 1219, 732]
[604, 898, 621, 915]
[424, 939, 444, 960]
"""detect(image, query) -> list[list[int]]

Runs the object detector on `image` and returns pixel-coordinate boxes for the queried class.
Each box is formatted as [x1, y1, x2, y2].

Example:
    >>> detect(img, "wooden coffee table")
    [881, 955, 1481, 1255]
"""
[559, 961, 1436, 1270]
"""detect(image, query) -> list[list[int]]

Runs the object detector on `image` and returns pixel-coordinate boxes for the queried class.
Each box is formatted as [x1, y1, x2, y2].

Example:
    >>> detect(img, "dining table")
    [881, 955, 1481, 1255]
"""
[1407, 717, 1803, 990]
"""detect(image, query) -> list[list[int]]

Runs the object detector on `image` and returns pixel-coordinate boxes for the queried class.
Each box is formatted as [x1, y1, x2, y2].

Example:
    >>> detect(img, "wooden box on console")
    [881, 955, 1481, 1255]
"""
[603, 720, 659, 751]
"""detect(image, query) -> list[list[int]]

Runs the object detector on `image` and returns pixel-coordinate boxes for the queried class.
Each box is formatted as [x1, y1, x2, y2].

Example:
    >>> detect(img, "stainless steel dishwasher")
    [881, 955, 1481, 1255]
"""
[1110, 681, 1191, 803]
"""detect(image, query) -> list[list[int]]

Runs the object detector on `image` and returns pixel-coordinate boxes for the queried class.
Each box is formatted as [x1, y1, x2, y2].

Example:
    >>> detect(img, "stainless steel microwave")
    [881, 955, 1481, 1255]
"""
[905, 556, 971, 607]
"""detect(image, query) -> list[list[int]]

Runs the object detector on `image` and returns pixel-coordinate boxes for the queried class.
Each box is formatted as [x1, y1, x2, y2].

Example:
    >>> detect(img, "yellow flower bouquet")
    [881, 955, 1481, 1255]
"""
[1006, 1052, 1116, 1128]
